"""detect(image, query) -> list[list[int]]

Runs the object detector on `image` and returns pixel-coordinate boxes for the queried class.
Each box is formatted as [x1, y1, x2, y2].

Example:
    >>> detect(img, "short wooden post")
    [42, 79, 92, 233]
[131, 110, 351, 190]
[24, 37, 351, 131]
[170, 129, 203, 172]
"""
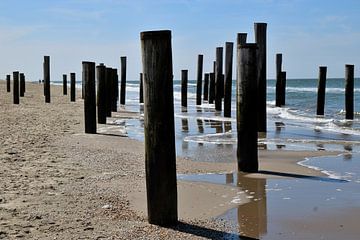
[280, 71, 286, 106]
[6, 74, 10, 92]
[70, 73, 76, 102]
[13, 71, 19, 104]
[139, 73, 144, 103]
[63, 74, 67, 95]
[275, 53, 282, 107]
[345, 64, 354, 120]
[255, 23, 267, 132]
[203, 73, 209, 101]
[19, 73, 25, 97]
[110, 68, 118, 112]
[105, 68, 112, 117]
[237, 43, 259, 173]
[83, 61, 96, 134]
[224, 42, 234, 117]
[209, 70, 215, 104]
[97, 64, 107, 124]
[215, 47, 223, 111]
[181, 69, 188, 108]
[120, 56, 127, 105]
[44, 56, 50, 103]
[140, 30, 178, 226]
[196, 54, 203, 105]
[316, 66, 327, 116]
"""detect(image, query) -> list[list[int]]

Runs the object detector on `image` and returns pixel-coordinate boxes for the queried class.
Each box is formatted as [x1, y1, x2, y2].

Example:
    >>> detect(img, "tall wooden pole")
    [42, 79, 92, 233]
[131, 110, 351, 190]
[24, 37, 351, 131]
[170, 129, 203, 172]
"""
[345, 64, 354, 120]
[209, 61, 216, 104]
[44, 56, 50, 103]
[215, 47, 223, 111]
[237, 43, 259, 173]
[181, 69, 188, 108]
[19, 73, 25, 97]
[120, 56, 127, 105]
[6, 74, 10, 92]
[275, 53, 282, 107]
[203, 73, 209, 102]
[111, 68, 118, 112]
[224, 42, 234, 117]
[316, 66, 327, 116]
[280, 71, 286, 106]
[105, 68, 112, 117]
[140, 73, 144, 104]
[196, 54, 203, 105]
[83, 61, 96, 134]
[70, 73, 76, 102]
[63, 74, 67, 95]
[97, 64, 107, 124]
[13, 71, 19, 104]
[255, 23, 267, 132]
[141, 30, 177, 226]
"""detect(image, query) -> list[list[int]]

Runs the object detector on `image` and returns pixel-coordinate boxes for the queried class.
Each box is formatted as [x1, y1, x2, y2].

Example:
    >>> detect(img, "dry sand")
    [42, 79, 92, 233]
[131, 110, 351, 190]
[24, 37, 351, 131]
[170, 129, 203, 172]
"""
[0, 80, 353, 239]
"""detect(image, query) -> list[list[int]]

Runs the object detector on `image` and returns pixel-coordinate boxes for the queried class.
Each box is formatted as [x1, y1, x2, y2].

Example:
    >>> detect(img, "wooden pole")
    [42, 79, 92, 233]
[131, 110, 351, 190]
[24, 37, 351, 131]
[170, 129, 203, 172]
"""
[209, 61, 216, 104]
[280, 71, 286, 106]
[255, 23, 267, 132]
[97, 64, 107, 124]
[275, 53, 282, 107]
[237, 43, 259, 173]
[120, 56, 127, 105]
[316, 66, 327, 116]
[215, 47, 223, 111]
[111, 68, 118, 112]
[13, 71, 19, 104]
[19, 73, 25, 97]
[63, 74, 67, 95]
[203, 73, 209, 101]
[181, 69, 188, 108]
[224, 42, 234, 117]
[196, 54, 203, 105]
[70, 73, 76, 102]
[140, 73, 144, 103]
[6, 74, 10, 92]
[83, 61, 96, 134]
[44, 56, 50, 103]
[140, 30, 177, 226]
[345, 64, 354, 120]
[105, 68, 112, 117]
[82, 69, 85, 100]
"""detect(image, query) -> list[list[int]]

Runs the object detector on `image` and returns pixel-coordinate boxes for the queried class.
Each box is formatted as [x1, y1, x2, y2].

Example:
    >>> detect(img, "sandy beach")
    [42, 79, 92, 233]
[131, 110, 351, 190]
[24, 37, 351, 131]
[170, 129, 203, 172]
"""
[0, 80, 358, 239]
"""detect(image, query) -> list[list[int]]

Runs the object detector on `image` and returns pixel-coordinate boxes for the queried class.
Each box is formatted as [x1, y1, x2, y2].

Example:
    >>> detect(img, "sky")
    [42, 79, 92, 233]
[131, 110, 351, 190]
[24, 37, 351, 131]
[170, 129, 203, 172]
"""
[0, 0, 360, 81]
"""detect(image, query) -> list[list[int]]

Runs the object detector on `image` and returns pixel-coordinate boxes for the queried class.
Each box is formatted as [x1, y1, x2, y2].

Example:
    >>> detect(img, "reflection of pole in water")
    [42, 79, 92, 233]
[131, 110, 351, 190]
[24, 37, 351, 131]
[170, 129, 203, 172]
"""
[197, 119, 204, 133]
[275, 122, 284, 134]
[344, 144, 353, 160]
[182, 139, 188, 150]
[216, 121, 223, 133]
[196, 106, 202, 113]
[237, 173, 267, 239]
[224, 121, 232, 132]
[226, 173, 234, 184]
[181, 118, 189, 132]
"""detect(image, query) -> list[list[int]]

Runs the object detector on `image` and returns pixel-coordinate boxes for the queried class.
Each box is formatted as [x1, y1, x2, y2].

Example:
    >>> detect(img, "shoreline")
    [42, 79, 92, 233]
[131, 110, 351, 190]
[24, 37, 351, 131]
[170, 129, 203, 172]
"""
[0, 80, 355, 239]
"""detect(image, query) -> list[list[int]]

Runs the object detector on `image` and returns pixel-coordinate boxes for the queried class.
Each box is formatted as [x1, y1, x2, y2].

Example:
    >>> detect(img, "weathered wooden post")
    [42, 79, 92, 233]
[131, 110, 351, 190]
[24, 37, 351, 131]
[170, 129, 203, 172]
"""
[196, 54, 203, 105]
[224, 42, 234, 117]
[141, 30, 178, 226]
[209, 61, 216, 103]
[255, 23, 267, 132]
[280, 71, 286, 106]
[316, 67, 327, 116]
[63, 74, 67, 95]
[275, 53, 282, 107]
[139, 73, 144, 103]
[110, 68, 118, 112]
[20, 73, 25, 97]
[345, 64, 354, 120]
[44, 56, 50, 103]
[181, 69, 188, 108]
[237, 43, 259, 173]
[70, 73, 76, 102]
[120, 56, 127, 105]
[97, 64, 107, 124]
[82, 69, 85, 100]
[13, 71, 19, 104]
[6, 75, 10, 92]
[203, 73, 209, 102]
[105, 68, 112, 117]
[83, 61, 96, 134]
[215, 47, 223, 111]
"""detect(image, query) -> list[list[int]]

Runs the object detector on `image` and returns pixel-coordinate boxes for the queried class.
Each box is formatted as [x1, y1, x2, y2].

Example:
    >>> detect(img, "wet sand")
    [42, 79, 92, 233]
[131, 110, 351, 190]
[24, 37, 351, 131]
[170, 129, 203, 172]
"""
[0, 80, 358, 239]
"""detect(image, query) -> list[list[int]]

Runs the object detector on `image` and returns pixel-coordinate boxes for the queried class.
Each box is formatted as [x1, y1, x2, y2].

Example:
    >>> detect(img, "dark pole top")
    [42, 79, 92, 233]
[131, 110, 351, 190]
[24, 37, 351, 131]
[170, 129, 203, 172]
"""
[346, 64, 355, 68]
[82, 61, 96, 64]
[238, 43, 258, 49]
[140, 30, 171, 40]
[254, 22, 268, 26]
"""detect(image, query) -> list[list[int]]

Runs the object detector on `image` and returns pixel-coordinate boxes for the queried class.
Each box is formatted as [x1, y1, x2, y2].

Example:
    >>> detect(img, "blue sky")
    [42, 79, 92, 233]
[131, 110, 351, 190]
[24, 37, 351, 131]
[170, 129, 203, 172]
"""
[0, 0, 360, 81]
